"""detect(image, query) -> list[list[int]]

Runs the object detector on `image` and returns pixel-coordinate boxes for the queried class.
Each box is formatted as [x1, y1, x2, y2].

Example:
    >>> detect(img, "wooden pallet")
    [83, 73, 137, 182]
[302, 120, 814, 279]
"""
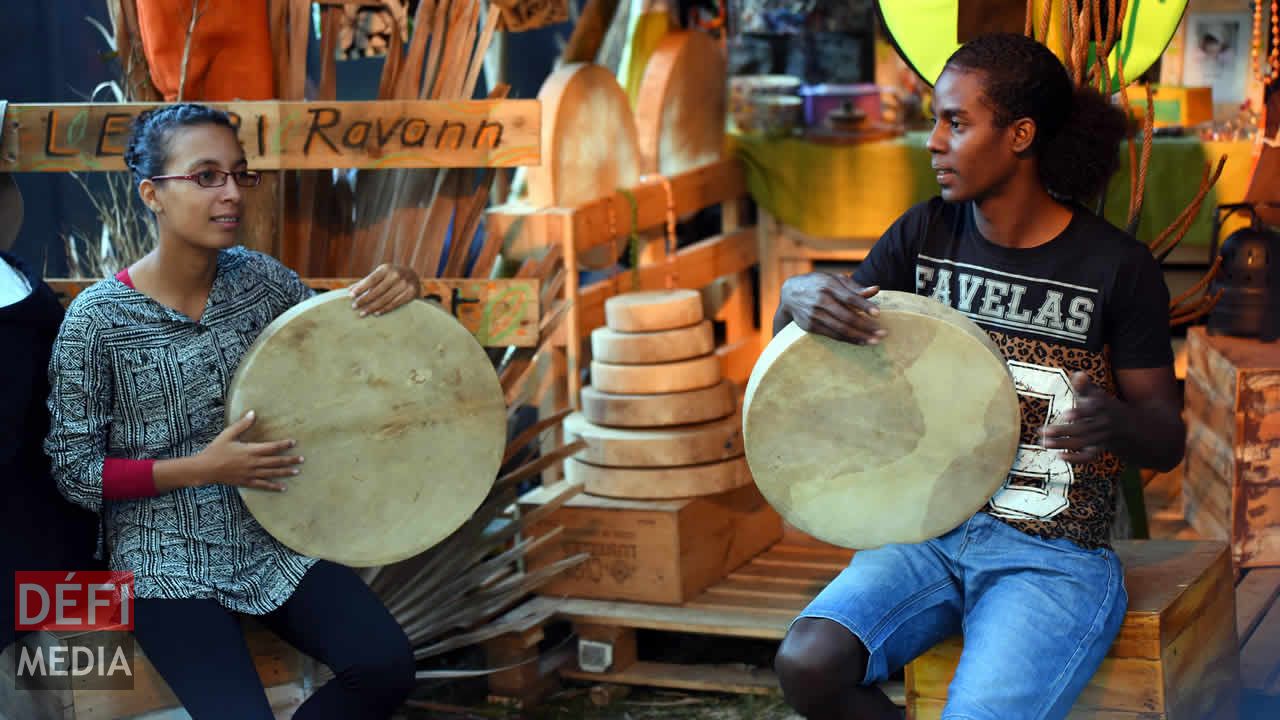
[486, 541, 907, 705]
[486, 469, 1280, 713]
[1148, 466, 1280, 708]
[1237, 567, 1280, 699]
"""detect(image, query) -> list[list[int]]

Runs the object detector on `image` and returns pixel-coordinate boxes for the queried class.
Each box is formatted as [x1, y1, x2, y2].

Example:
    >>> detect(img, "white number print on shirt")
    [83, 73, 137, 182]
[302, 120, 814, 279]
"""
[988, 361, 1077, 520]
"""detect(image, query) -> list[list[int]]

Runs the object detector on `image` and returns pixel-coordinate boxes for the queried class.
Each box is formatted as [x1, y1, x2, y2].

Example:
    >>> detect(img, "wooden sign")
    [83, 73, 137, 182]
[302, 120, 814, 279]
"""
[492, 0, 569, 32]
[46, 277, 540, 348]
[0, 100, 540, 173]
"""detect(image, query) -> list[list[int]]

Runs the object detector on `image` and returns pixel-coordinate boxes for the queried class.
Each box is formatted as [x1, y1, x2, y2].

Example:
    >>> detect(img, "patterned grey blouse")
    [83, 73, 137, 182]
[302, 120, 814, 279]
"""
[45, 247, 319, 614]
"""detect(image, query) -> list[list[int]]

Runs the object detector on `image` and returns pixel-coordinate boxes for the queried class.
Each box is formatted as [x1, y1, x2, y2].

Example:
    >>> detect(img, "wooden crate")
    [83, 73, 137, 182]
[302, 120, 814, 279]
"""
[1237, 567, 1280, 700]
[488, 541, 908, 705]
[1182, 326, 1280, 567]
[905, 540, 1240, 720]
[1148, 467, 1280, 710]
[1, 618, 309, 719]
[520, 481, 783, 605]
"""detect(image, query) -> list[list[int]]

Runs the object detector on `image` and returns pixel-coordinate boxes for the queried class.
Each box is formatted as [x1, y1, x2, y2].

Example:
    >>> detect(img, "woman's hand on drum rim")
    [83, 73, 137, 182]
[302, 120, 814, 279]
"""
[187, 410, 303, 492]
[349, 264, 421, 318]
[781, 273, 888, 345]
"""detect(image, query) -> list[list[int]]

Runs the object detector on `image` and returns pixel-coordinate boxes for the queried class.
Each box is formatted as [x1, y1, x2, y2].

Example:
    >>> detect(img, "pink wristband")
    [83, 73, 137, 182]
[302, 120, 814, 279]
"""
[103, 458, 158, 500]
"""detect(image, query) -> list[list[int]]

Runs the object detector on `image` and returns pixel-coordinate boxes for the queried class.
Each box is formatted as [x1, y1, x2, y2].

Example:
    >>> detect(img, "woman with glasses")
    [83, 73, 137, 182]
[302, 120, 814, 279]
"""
[44, 104, 417, 719]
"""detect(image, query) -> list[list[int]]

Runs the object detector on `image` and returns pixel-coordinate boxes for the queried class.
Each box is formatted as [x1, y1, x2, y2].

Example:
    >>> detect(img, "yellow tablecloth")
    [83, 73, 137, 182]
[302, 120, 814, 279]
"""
[733, 132, 1258, 251]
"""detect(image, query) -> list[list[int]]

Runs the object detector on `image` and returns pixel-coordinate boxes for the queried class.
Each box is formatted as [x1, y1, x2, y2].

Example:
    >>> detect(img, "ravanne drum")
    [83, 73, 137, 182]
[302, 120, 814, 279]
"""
[524, 62, 642, 270]
[742, 290, 1020, 549]
[633, 30, 727, 176]
[225, 290, 506, 567]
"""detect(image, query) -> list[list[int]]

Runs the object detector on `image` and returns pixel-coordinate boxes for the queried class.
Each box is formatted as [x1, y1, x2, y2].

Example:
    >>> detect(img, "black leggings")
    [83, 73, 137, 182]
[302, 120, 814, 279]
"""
[133, 560, 415, 720]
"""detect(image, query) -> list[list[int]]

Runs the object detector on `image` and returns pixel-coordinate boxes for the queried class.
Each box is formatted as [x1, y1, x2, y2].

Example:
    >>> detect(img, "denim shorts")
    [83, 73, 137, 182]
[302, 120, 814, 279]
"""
[796, 511, 1127, 720]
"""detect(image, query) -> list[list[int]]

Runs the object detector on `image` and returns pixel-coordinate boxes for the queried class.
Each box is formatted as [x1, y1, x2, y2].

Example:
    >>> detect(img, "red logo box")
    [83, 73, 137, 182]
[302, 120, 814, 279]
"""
[14, 571, 134, 632]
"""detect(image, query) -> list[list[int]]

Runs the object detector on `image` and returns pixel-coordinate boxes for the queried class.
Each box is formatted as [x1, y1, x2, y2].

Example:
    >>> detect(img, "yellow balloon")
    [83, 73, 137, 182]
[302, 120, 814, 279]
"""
[876, 0, 1187, 88]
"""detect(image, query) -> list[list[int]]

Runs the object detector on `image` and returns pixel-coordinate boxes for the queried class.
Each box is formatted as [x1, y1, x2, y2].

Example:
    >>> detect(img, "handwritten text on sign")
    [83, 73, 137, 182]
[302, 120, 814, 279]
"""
[0, 100, 541, 172]
[305, 278, 540, 347]
[47, 278, 541, 348]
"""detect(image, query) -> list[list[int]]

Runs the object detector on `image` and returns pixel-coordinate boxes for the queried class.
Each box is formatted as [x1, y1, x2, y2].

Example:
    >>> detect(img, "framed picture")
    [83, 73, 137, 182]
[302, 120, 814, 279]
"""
[1181, 11, 1252, 104]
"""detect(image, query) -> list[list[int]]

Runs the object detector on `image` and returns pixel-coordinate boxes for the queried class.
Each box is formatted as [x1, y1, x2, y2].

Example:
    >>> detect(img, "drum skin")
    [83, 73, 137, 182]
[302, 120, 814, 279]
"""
[742, 291, 1021, 550]
[226, 290, 506, 567]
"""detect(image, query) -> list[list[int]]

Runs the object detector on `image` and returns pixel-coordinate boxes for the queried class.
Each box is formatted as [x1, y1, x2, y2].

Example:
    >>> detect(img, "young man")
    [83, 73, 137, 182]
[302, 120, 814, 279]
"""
[771, 34, 1184, 720]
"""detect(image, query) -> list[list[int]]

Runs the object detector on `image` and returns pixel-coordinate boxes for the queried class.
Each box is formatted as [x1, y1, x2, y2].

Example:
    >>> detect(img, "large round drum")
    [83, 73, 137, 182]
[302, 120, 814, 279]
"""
[742, 290, 1020, 549]
[226, 290, 506, 567]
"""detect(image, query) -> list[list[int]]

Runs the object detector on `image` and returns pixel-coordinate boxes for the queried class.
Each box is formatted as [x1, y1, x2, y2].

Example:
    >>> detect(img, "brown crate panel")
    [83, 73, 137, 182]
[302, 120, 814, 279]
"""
[751, 544, 855, 566]
[685, 590, 812, 615]
[1162, 579, 1240, 719]
[909, 697, 1172, 720]
[909, 645, 1164, 713]
[1186, 418, 1237, 492]
[1241, 580, 1280, 693]
[1238, 486, 1280, 568]
[560, 662, 906, 704]
[516, 542, 844, 641]
[1236, 569, 1280, 645]
[1184, 365, 1237, 447]
[521, 483, 782, 605]
[562, 661, 778, 696]
[730, 559, 846, 584]
[751, 547, 853, 571]
[543, 596, 788, 640]
[710, 576, 834, 601]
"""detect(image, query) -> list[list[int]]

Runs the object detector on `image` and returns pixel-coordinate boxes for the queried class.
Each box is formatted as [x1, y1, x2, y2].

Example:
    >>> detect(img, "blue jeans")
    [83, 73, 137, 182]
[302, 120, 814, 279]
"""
[797, 511, 1127, 720]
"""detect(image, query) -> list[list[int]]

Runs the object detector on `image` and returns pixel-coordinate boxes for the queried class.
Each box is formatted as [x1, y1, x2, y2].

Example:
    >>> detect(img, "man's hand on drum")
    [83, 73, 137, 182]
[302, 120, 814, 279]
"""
[1041, 372, 1130, 464]
[190, 410, 303, 492]
[349, 263, 421, 317]
[780, 273, 888, 345]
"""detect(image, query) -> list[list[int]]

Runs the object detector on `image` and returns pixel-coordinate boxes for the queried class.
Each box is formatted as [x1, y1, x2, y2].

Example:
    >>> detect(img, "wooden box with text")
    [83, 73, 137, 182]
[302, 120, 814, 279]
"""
[1182, 326, 1280, 568]
[519, 482, 782, 605]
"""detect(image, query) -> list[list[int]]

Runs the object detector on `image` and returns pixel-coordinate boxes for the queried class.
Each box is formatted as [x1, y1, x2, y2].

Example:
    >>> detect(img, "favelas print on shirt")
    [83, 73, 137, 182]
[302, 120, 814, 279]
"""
[913, 257, 1124, 545]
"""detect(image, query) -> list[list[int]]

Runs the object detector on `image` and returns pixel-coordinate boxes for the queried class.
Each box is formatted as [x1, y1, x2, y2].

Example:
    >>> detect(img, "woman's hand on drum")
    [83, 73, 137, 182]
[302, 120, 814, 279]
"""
[779, 273, 887, 345]
[1040, 372, 1130, 464]
[349, 264, 421, 317]
[183, 410, 302, 492]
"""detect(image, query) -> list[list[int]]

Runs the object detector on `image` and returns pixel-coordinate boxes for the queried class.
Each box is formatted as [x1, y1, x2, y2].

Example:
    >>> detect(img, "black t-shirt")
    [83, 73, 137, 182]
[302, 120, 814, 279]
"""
[853, 198, 1173, 549]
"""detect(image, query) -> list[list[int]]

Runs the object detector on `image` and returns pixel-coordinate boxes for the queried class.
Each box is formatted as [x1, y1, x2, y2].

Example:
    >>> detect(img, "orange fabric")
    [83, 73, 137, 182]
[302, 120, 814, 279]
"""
[136, 0, 276, 101]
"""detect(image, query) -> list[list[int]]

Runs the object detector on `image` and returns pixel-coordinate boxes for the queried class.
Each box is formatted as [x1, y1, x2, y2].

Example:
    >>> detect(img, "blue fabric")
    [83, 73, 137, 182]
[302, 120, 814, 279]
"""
[798, 512, 1127, 720]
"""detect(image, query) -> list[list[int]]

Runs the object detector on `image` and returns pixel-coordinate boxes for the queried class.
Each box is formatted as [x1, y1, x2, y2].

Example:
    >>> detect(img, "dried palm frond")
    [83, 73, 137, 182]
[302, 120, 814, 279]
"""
[59, 5, 160, 276]
[353, 252, 572, 672]
[61, 171, 156, 277]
